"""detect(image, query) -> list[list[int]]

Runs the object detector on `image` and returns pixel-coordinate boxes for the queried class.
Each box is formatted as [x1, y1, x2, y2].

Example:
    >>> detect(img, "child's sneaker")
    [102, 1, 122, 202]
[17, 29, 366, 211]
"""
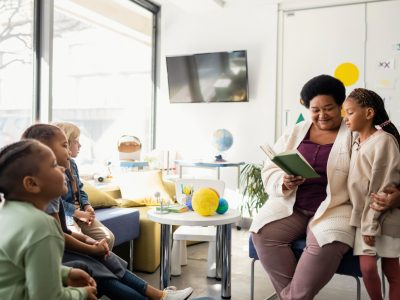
[162, 287, 193, 300]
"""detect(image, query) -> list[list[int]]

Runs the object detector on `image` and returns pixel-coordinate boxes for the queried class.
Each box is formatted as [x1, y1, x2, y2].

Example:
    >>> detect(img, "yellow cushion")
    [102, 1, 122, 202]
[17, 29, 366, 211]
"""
[82, 181, 119, 208]
[117, 170, 173, 205]
[115, 198, 145, 208]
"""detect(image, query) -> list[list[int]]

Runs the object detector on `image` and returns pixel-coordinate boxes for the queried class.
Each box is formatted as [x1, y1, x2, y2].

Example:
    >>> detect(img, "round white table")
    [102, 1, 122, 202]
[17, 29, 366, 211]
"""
[148, 209, 241, 299]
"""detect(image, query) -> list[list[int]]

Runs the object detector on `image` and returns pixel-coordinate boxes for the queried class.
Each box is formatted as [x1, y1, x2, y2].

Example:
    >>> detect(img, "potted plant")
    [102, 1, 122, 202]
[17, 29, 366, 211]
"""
[238, 163, 268, 229]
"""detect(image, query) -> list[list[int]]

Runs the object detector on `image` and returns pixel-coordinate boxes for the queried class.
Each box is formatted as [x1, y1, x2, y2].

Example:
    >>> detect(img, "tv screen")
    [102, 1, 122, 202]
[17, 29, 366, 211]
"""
[166, 50, 249, 103]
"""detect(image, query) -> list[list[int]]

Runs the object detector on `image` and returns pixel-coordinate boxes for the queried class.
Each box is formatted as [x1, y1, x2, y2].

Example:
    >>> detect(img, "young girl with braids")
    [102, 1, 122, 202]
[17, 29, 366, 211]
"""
[21, 124, 193, 300]
[52, 121, 115, 249]
[344, 88, 400, 300]
[0, 140, 97, 300]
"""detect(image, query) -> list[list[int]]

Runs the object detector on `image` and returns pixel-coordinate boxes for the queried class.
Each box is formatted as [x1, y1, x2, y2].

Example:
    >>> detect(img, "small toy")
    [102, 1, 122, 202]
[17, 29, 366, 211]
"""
[216, 198, 229, 214]
[192, 187, 219, 216]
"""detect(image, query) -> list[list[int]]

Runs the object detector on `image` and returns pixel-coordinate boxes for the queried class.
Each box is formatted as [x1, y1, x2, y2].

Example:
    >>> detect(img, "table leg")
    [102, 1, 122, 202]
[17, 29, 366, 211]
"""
[160, 223, 172, 289]
[218, 224, 232, 299]
[216, 226, 222, 280]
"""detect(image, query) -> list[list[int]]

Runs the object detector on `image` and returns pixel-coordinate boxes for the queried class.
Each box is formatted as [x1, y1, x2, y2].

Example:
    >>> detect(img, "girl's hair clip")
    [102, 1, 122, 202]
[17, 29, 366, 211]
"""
[0, 193, 5, 210]
[379, 120, 391, 128]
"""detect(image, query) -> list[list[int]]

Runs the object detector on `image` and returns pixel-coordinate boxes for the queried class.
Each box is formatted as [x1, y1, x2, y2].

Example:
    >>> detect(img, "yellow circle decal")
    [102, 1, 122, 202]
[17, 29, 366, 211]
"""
[334, 63, 359, 87]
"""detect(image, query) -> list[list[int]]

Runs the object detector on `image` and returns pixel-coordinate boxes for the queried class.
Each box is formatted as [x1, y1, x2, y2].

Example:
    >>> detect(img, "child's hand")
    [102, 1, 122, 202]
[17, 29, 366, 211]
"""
[67, 268, 97, 288]
[91, 239, 110, 259]
[75, 210, 95, 225]
[84, 205, 95, 215]
[85, 286, 98, 300]
[363, 235, 375, 246]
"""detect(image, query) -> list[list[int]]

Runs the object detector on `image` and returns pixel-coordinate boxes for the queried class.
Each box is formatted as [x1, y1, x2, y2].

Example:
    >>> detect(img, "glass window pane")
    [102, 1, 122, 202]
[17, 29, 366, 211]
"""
[52, 0, 154, 171]
[0, 0, 33, 147]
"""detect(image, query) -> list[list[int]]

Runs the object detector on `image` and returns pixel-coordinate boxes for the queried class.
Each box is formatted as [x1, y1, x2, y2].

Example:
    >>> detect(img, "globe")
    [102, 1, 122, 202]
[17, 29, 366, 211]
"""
[216, 198, 229, 214]
[213, 129, 233, 152]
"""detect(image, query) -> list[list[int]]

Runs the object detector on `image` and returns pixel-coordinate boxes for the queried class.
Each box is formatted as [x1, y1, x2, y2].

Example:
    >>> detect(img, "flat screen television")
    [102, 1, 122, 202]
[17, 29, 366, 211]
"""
[166, 50, 249, 103]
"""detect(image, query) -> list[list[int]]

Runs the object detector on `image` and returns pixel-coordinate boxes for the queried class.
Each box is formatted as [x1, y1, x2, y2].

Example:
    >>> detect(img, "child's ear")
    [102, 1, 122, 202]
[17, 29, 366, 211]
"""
[22, 176, 41, 194]
[366, 107, 375, 120]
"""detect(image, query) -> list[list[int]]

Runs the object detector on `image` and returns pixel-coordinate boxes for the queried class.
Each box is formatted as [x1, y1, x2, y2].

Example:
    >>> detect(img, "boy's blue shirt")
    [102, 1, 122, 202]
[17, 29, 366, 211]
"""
[61, 159, 90, 221]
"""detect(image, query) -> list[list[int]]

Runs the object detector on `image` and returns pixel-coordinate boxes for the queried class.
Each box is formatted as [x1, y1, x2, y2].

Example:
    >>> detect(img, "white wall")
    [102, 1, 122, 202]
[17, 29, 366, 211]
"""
[155, 0, 278, 187]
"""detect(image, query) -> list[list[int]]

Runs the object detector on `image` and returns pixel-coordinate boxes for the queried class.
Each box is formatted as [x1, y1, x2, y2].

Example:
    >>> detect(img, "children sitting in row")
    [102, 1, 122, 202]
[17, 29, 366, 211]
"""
[53, 121, 115, 249]
[0, 139, 97, 300]
[21, 123, 193, 300]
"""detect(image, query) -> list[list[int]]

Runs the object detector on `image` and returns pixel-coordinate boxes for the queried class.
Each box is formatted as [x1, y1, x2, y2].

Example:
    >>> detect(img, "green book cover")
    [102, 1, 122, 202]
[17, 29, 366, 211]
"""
[260, 145, 320, 179]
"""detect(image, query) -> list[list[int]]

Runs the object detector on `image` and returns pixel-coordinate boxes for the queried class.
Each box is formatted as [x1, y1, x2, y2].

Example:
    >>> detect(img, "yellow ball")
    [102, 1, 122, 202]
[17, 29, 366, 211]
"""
[192, 187, 220, 216]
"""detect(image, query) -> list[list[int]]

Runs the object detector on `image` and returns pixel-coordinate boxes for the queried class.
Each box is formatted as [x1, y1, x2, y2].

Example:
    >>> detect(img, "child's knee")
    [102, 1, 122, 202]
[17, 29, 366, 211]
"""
[360, 258, 379, 278]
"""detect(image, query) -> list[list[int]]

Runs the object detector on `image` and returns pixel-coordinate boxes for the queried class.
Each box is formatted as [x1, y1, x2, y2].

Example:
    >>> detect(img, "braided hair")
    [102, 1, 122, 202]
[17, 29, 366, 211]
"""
[0, 140, 44, 199]
[348, 88, 400, 148]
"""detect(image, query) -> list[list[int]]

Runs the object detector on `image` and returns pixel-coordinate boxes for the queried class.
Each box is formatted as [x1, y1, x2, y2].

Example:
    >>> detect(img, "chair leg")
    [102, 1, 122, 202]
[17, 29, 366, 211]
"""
[251, 259, 255, 300]
[129, 240, 134, 271]
[381, 260, 386, 299]
[207, 241, 216, 278]
[354, 276, 361, 300]
[171, 240, 182, 276]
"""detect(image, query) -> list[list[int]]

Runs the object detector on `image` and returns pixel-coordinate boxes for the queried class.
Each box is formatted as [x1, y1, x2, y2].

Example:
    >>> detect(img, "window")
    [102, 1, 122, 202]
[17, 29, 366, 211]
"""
[0, 0, 33, 147]
[52, 0, 156, 171]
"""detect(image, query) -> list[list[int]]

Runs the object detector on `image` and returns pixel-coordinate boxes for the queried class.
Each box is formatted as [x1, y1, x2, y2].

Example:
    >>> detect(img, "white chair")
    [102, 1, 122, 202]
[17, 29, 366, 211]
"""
[171, 178, 225, 278]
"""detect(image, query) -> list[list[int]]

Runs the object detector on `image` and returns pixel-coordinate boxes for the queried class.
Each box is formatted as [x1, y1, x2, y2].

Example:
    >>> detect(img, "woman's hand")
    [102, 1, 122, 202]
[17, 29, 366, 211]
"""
[282, 175, 305, 191]
[370, 186, 400, 212]
[363, 235, 375, 247]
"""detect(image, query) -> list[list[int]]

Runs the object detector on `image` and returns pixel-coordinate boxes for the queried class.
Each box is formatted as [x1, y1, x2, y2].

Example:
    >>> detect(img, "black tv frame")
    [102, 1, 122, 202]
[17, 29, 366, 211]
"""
[166, 50, 249, 103]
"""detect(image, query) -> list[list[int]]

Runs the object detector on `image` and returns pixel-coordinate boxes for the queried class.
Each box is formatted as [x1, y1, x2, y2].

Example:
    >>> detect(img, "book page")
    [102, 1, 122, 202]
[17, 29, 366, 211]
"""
[259, 144, 276, 160]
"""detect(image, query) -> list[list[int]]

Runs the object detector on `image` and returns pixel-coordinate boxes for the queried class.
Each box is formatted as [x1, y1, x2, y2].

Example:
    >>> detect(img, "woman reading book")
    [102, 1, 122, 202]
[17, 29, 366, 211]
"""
[250, 74, 355, 300]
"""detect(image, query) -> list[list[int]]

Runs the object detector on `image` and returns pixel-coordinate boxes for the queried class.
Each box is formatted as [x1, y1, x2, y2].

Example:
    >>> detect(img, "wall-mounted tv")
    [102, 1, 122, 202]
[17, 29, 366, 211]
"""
[166, 50, 249, 103]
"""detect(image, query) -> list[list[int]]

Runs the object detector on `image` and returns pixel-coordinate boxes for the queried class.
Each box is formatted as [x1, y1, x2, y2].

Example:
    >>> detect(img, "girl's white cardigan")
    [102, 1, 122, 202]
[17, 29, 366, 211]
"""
[250, 120, 355, 247]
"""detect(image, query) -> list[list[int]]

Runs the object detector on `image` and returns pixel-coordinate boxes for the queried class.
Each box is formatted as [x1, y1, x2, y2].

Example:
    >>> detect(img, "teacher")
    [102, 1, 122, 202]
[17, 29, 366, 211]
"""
[250, 74, 355, 299]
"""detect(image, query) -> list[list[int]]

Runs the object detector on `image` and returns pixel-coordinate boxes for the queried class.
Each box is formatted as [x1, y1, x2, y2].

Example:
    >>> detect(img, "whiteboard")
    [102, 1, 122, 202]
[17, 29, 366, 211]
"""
[280, 3, 366, 133]
[366, 0, 400, 124]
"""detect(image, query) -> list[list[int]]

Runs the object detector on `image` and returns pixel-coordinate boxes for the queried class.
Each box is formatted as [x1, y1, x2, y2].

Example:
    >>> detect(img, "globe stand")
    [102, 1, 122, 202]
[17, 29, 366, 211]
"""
[214, 154, 226, 162]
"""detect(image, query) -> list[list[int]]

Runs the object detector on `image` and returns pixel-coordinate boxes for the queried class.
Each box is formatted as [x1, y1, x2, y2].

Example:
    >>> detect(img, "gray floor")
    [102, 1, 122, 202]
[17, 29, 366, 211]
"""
[136, 228, 373, 300]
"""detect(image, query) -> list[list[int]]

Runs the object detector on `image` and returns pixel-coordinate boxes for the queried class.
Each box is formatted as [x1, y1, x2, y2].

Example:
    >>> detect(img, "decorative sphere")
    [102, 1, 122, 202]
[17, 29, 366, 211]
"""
[192, 187, 220, 216]
[213, 129, 233, 152]
[216, 198, 229, 214]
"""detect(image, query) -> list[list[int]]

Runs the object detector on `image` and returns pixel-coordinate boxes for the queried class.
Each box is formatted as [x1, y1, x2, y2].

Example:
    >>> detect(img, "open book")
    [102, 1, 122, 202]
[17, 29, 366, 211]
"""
[260, 144, 320, 178]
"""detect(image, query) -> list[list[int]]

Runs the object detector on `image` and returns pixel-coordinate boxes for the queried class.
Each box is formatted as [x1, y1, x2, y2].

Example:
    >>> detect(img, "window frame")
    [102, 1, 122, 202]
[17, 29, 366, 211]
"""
[32, 0, 159, 148]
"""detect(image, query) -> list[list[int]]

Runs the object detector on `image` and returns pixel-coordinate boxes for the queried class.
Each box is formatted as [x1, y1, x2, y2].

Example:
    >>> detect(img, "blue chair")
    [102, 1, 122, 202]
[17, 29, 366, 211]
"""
[249, 235, 370, 300]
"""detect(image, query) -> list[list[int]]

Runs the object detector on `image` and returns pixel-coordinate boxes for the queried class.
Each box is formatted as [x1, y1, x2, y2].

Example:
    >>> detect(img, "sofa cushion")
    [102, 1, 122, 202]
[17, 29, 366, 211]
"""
[95, 207, 140, 246]
[117, 170, 173, 205]
[116, 198, 145, 208]
[82, 181, 119, 208]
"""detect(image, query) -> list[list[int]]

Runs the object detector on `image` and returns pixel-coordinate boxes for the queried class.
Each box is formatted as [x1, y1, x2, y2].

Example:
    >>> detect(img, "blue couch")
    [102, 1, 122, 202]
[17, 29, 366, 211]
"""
[95, 207, 140, 270]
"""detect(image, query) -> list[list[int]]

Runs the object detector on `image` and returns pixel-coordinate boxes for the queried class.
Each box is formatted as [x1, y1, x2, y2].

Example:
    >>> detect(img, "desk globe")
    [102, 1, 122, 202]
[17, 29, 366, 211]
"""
[212, 129, 233, 161]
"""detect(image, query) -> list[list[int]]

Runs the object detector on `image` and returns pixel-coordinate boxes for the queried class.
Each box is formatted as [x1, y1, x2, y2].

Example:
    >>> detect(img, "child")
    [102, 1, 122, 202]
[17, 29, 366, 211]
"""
[0, 140, 97, 300]
[344, 88, 400, 300]
[21, 124, 193, 300]
[53, 121, 115, 249]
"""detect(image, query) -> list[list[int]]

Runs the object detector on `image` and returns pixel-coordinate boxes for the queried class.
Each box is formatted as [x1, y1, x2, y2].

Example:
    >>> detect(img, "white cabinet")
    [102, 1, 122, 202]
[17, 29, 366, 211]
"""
[279, 0, 400, 134]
